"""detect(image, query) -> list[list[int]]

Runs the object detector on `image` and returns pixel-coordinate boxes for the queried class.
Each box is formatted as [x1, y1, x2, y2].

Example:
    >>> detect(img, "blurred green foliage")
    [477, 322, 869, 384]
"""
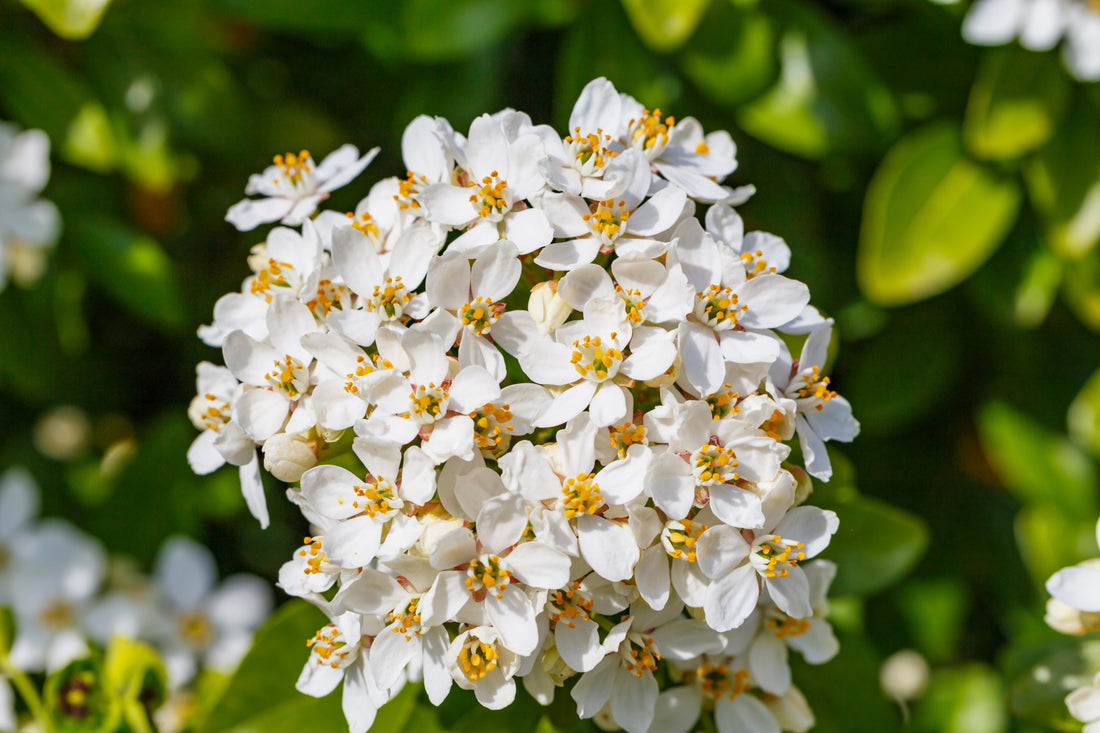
[2, 0, 1100, 730]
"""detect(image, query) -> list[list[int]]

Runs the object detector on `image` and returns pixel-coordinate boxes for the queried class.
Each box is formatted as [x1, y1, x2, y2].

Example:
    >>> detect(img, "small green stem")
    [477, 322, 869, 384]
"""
[0, 651, 52, 733]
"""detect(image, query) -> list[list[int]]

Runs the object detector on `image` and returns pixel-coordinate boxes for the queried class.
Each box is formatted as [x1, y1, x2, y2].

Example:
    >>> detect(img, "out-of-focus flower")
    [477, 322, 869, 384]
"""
[0, 122, 60, 290]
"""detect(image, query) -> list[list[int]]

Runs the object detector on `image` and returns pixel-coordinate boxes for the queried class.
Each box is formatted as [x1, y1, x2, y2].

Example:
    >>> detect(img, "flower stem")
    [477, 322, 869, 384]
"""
[0, 651, 53, 733]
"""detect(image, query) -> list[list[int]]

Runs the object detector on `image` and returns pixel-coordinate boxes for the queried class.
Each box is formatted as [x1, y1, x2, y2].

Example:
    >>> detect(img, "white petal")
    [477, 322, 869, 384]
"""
[155, 536, 217, 610]
[506, 542, 571, 589]
[487, 585, 538, 655]
[704, 564, 759, 632]
[697, 525, 750, 580]
[635, 546, 671, 611]
[716, 695, 780, 733]
[577, 516, 639, 582]
[767, 567, 813, 619]
[708, 485, 765, 530]
[238, 455, 269, 528]
[749, 634, 792, 694]
[611, 671, 658, 733]
[323, 516, 382, 568]
[1047, 566, 1100, 612]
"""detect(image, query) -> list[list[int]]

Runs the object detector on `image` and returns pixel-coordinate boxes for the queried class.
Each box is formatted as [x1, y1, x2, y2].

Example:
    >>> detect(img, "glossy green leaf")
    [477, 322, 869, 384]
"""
[621, 0, 712, 53]
[1012, 248, 1062, 329]
[18, 0, 112, 39]
[792, 633, 898, 732]
[1064, 246, 1100, 330]
[818, 494, 928, 597]
[1024, 94, 1100, 259]
[67, 218, 186, 331]
[963, 46, 1069, 161]
[977, 401, 1097, 518]
[1014, 504, 1089, 587]
[0, 38, 94, 144]
[858, 124, 1021, 306]
[1069, 366, 1100, 458]
[916, 664, 1007, 733]
[896, 578, 969, 663]
[198, 600, 346, 733]
[679, 2, 777, 106]
[737, 0, 897, 159]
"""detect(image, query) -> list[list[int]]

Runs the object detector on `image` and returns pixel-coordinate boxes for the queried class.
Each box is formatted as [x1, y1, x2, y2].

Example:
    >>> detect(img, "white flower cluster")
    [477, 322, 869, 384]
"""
[0, 466, 271, 710]
[1045, 517, 1100, 730]
[0, 121, 60, 291]
[195, 77, 859, 733]
[937, 0, 1100, 81]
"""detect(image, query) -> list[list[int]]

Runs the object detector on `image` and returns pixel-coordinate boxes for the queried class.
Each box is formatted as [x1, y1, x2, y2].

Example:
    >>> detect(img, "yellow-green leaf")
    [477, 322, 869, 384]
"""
[964, 46, 1069, 161]
[620, 0, 711, 53]
[18, 0, 113, 39]
[1069, 366, 1100, 458]
[858, 124, 1021, 306]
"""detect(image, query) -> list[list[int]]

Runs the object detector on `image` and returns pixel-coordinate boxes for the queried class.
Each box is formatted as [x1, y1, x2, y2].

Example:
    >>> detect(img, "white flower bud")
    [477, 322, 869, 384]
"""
[262, 433, 317, 482]
[766, 685, 816, 733]
[411, 509, 466, 559]
[880, 649, 929, 702]
[528, 281, 571, 335]
[540, 647, 576, 685]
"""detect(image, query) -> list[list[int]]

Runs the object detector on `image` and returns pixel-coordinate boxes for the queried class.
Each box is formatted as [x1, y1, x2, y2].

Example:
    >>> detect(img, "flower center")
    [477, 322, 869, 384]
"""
[615, 284, 645, 325]
[265, 354, 309, 399]
[661, 519, 708, 562]
[387, 597, 422, 639]
[695, 285, 746, 330]
[366, 276, 413, 320]
[564, 128, 613, 176]
[58, 671, 96, 721]
[249, 258, 298, 302]
[706, 383, 741, 420]
[570, 335, 623, 382]
[548, 581, 594, 629]
[761, 409, 789, 441]
[583, 199, 630, 245]
[752, 534, 807, 579]
[352, 476, 402, 518]
[692, 663, 751, 701]
[621, 634, 661, 677]
[468, 171, 512, 222]
[795, 366, 836, 411]
[457, 639, 499, 681]
[466, 554, 512, 599]
[273, 150, 311, 184]
[765, 612, 811, 639]
[396, 170, 427, 211]
[562, 473, 603, 518]
[299, 536, 329, 575]
[190, 392, 231, 432]
[470, 402, 514, 451]
[406, 382, 449, 424]
[179, 611, 214, 648]
[40, 600, 75, 630]
[306, 624, 351, 669]
[307, 278, 350, 318]
[741, 249, 777, 279]
[627, 109, 674, 159]
[692, 444, 740, 485]
[459, 297, 502, 335]
[344, 353, 394, 394]
[347, 211, 381, 245]
[608, 421, 647, 459]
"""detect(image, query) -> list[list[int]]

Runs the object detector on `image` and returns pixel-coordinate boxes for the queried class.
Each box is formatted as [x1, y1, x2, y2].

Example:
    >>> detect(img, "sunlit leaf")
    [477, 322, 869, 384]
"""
[1069, 366, 1100, 458]
[1015, 504, 1090, 587]
[896, 578, 969, 663]
[679, 2, 777, 106]
[917, 664, 1008, 733]
[621, 0, 712, 53]
[1064, 247, 1100, 330]
[963, 46, 1069, 161]
[737, 0, 897, 159]
[1024, 94, 1100, 259]
[978, 401, 1097, 518]
[18, 0, 112, 39]
[858, 124, 1021, 306]
[66, 218, 186, 331]
[818, 493, 928, 597]
[1012, 249, 1062, 329]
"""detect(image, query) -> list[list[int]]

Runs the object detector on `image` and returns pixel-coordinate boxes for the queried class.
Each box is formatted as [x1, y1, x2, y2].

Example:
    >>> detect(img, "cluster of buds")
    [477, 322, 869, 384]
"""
[194, 78, 859, 732]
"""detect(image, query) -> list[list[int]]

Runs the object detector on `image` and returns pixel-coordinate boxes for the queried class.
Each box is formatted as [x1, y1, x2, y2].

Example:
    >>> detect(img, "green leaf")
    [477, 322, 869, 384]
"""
[818, 494, 928, 597]
[67, 218, 186, 331]
[1024, 94, 1100, 259]
[620, 0, 712, 53]
[1068, 366, 1100, 458]
[0, 38, 94, 144]
[17, 0, 112, 39]
[679, 2, 777, 106]
[916, 664, 1008, 733]
[736, 0, 897, 159]
[896, 578, 969, 663]
[1064, 246, 1100, 330]
[1014, 504, 1090, 587]
[792, 633, 898, 732]
[1012, 248, 1062, 329]
[198, 600, 345, 733]
[977, 401, 1097, 518]
[1007, 639, 1100, 730]
[963, 46, 1069, 161]
[858, 123, 1021, 306]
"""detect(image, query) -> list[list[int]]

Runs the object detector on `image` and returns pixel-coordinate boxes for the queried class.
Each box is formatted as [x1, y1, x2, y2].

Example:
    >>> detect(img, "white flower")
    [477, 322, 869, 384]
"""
[959, 0, 1100, 81]
[226, 145, 380, 230]
[297, 611, 388, 733]
[447, 625, 522, 709]
[0, 467, 40, 605]
[149, 536, 272, 688]
[7, 520, 105, 672]
[1067, 671, 1100, 733]
[0, 122, 59, 291]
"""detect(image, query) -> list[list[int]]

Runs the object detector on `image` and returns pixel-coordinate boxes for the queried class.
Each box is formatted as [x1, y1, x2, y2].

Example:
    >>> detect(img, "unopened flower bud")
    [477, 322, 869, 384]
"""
[528, 281, 571, 335]
[412, 509, 466, 559]
[262, 433, 318, 482]
[540, 647, 576, 686]
[246, 243, 268, 273]
[766, 686, 815, 733]
[880, 649, 929, 702]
